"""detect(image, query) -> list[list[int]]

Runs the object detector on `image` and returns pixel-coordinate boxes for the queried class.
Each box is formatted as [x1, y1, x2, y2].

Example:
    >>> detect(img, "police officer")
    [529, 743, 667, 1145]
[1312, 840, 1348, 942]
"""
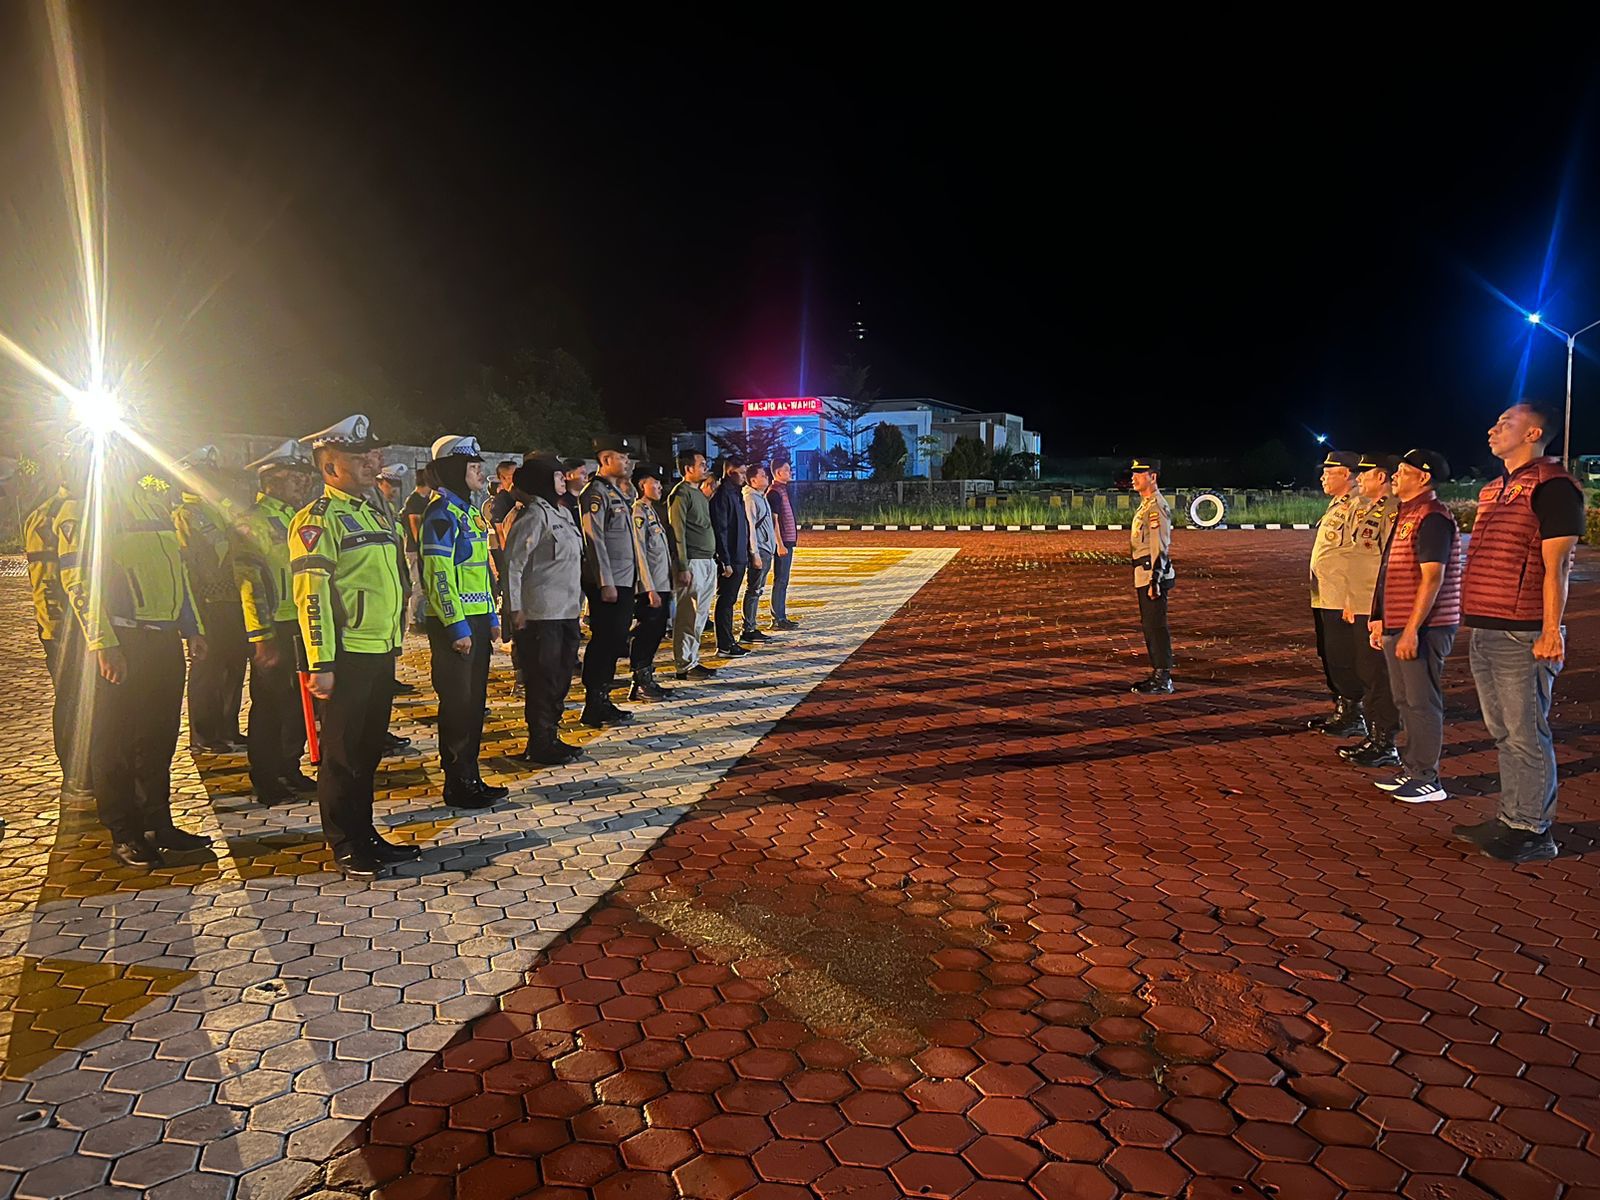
[579, 437, 638, 726]
[236, 439, 317, 801]
[628, 464, 674, 702]
[1129, 457, 1176, 693]
[372, 462, 417, 697]
[24, 445, 92, 792]
[289, 414, 417, 879]
[420, 435, 506, 808]
[173, 445, 249, 753]
[59, 434, 211, 868]
[1336, 454, 1402, 768]
[1307, 450, 1367, 738]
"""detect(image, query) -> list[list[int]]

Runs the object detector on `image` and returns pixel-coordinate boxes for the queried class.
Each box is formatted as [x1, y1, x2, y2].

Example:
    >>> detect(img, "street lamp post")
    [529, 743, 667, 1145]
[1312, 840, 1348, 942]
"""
[1527, 312, 1600, 470]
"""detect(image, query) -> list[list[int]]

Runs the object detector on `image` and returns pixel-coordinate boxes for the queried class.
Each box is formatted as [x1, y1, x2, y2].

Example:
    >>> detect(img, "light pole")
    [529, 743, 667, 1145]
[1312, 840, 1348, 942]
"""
[1527, 312, 1600, 470]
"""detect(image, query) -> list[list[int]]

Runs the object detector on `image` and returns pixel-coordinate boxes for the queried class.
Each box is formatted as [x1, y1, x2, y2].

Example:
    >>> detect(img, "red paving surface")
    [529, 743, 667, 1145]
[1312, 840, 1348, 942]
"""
[310, 532, 1600, 1199]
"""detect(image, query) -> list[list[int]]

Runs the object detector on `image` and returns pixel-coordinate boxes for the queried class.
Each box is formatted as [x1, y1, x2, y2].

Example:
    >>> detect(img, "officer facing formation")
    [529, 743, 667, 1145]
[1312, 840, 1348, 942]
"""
[1306, 450, 1367, 738]
[173, 445, 249, 754]
[1128, 457, 1176, 693]
[578, 436, 639, 728]
[236, 439, 318, 802]
[1332, 453, 1402, 768]
[290, 414, 415, 880]
[420, 435, 506, 809]
[59, 435, 212, 867]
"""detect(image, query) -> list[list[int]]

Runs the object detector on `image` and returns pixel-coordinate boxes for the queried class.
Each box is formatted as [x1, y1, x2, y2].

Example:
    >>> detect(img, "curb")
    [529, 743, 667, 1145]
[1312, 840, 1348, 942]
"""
[805, 523, 1315, 533]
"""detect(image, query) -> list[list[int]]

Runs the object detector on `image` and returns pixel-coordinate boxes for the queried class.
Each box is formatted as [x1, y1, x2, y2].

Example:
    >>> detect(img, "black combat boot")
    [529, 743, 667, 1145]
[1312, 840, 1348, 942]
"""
[1347, 728, 1399, 767]
[1319, 698, 1367, 739]
[1131, 670, 1174, 695]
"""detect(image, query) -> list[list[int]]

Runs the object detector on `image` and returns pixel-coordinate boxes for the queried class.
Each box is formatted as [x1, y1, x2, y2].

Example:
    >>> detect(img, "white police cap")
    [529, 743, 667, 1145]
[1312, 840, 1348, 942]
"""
[431, 434, 483, 462]
[299, 413, 386, 452]
[245, 439, 316, 474]
[377, 462, 409, 483]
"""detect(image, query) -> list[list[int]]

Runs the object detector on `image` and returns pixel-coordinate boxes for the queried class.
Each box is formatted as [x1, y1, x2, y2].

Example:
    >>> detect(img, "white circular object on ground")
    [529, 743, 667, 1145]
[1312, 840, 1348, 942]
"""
[1188, 492, 1227, 528]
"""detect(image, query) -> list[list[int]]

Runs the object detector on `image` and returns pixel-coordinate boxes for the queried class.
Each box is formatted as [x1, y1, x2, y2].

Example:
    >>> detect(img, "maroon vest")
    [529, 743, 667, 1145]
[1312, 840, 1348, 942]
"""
[1462, 457, 1581, 623]
[1382, 495, 1462, 629]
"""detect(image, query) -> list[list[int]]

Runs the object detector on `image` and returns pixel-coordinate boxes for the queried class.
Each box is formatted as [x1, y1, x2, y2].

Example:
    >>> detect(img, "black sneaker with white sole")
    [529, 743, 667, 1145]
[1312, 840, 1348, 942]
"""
[1390, 778, 1448, 804]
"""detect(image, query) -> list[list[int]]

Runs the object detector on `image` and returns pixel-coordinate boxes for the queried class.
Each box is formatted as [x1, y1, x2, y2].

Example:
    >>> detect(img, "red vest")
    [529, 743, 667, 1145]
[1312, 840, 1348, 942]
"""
[1462, 457, 1581, 624]
[1382, 495, 1462, 629]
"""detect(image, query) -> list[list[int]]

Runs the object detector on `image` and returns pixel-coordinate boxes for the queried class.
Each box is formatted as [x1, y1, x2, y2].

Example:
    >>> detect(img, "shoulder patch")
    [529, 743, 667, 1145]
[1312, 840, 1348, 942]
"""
[58, 518, 78, 545]
[298, 526, 324, 552]
[588, 498, 603, 512]
[634, 514, 645, 527]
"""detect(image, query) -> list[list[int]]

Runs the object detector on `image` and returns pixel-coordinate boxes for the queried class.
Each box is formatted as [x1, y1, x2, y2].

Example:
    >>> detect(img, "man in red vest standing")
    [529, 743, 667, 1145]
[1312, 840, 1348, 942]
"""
[1453, 402, 1584, 863]
[1368, 449, 1463, 806]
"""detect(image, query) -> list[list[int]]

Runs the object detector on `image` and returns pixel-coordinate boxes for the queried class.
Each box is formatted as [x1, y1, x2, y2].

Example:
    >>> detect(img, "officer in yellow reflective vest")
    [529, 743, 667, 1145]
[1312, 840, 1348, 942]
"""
[58, 436, 211, 868]
[173, 445, 250, 753]
[289, 414, 414, 879]
[421, 434, 507, 809]
[236, 439, 318, 802]
[24, 446, 92, 792]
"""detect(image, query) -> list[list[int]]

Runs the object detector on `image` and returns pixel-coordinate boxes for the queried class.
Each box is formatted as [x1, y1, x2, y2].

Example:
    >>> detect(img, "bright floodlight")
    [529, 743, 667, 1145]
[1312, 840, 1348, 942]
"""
[1528, 312, 1543, 325]
[1315, 433, 1329, 444]
[69, 385, 122, 434]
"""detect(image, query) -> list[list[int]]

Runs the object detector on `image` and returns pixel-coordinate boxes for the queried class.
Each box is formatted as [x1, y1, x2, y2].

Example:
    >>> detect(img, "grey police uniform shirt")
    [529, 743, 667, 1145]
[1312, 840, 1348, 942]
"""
[1131, 492, 1173, 588]
[631, 496, 673, 594]
[580, 477, 638, 591]
[744, 486, 777, 561]
[1309, 492, 1359, 610]
[503, 496, 582, 621]
[1332, 492, 1397, 618]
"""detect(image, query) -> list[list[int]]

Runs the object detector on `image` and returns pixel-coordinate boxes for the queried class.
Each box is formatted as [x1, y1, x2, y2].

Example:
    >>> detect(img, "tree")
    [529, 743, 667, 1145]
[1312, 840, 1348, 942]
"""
[914, 433, 944, 481]
[941, 435, 992, 481]
[456, 347, 609, 456]
[708, 420, 791, 471]
[1001, 451, 1041, 480]
[820, 446, 854, 478]
[868, 422, 908, 480]
[823, 359, 881, 479]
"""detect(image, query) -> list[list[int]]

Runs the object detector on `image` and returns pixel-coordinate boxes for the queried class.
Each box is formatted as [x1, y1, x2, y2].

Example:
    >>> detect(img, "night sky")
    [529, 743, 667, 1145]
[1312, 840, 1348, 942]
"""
[2, 8, 1599, 473]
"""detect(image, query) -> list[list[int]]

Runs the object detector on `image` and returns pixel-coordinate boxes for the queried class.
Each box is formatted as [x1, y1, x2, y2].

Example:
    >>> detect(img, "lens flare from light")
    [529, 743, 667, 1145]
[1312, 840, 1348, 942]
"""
[1529, 312, 1543, 325]
[69, 386, 122, 434]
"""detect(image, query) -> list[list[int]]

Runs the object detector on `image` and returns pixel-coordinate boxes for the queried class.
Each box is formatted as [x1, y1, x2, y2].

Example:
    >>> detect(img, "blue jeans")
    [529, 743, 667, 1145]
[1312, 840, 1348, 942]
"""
[1469, 627, 1563, 833]
[743, 557, 773, 633]
[770, 544, 795, 620]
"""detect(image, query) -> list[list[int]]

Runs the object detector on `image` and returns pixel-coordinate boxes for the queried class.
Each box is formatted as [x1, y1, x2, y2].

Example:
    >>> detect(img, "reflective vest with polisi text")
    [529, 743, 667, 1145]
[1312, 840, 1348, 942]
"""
[1381, 495, 1462, 630]
[1462, 457, 1581, 624]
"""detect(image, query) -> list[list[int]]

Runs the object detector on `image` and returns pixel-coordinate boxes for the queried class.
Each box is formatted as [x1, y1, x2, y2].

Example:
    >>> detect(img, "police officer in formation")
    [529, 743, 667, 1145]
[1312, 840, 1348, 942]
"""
[1128, 457, 1175, 693]
[1333, 453, 1401, 768]
[419, 434, 507, 809]
[24, 442, 93, 793]
[578, 436, 639, 727]
[58, 433, 212, 866]
[627, 464, 675, 702]
[289, 414, 416, 879]
[173, 445, 249, 753]
[236, 439, 318, 802]
[1306, 450, 1368, 738]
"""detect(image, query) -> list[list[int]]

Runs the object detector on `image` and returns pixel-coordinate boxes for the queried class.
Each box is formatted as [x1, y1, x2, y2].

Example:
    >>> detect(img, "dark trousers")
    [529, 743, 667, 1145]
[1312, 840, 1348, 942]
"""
[1384, 625, 1457, 785]
[630, 592, 671, 675]
[247, 621, 308, 791]
[42, 631, 93, 789]
[1351, 615, 1398, 734]
[515, 619, 579, 748]
[189, 599, 248, 744]
[427, 613, 492, 787]
[1137, 588, 1173, 670]
[714, 563, 747, 650]
[1313, 607, 1364, 702]
[89, 627, 186, 842]
[317, 651, 394, 857]
[770, 544, 795, 621]
[581, 585, 633, 700]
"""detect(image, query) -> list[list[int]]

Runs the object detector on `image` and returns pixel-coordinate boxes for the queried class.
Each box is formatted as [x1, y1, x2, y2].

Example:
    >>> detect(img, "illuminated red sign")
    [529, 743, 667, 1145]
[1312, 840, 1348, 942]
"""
[740, 397, 823, 416]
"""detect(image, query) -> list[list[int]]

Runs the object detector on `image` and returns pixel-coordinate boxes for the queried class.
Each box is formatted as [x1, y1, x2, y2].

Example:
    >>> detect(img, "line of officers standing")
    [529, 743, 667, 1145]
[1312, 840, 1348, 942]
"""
[1129, 401, 1582, 866]
[26, 412, 805, 881]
